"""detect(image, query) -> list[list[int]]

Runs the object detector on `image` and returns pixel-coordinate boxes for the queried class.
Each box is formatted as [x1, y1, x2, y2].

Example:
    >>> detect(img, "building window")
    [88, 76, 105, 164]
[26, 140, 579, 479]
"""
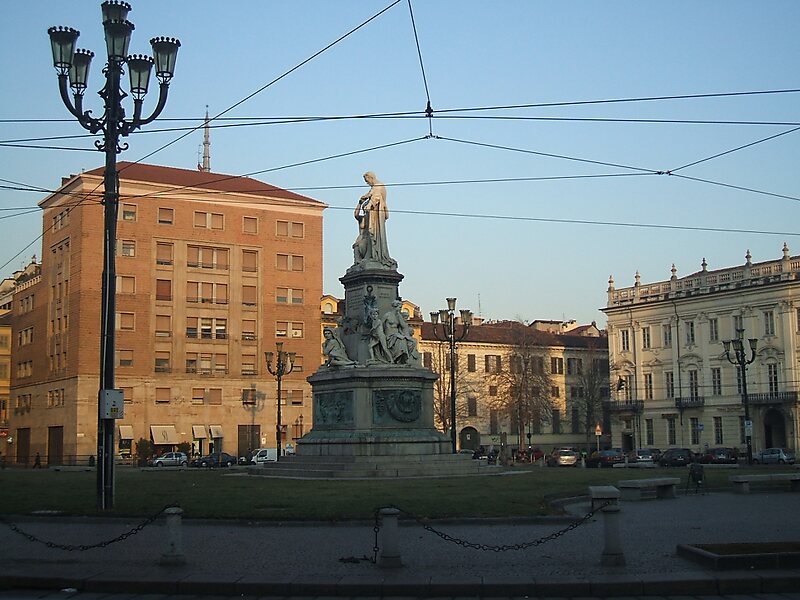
[645, 419, 654, 446]
[489, 409, 499, 435]
[736, 366, 743, 394]
[188, 245, 229, 270]
[243, 216, 258, 234]
[551, 386, 560, 398]
[733, 315, 743, 335]
[662, 324, 672, 348]
[739, 416, 746, 444]
[155, 387, 171, 403]
[291, 355, 304, 373]
[119, 240, 136, 257]
[155, 351, 170, 373]
[709, 318, 719, 342]
[764, 310, 775, 336]
[688, 369, 699, 400]
[666, 417, 676, 445]
[690, 417, 700, 445]
[550, 357, 563, 375]
[242, 285, 257, 308]
[713, 416, 724, 445]
[423, 352, 432, 368]
[118, 275, 135, 294]
[711, 367, 722, 396]
[768, 363, 779, 394]
[620, 329, 630, 352]
[276, 220, 304, 238]
[194, 211, 224, 230]
[644, 373, 653, 400]
[156, 242, 173, 266]
[488, 385, 498, 396]
[187, 281, 227, 304]
[155, 279, 172, 301]
[641, 326, 651, 349]
[242, 250, 258, 273]
[121, 203, 137, 221]
[276, 287, 304, 304]
[155, 315, 171, 337]
[242, 320, 257, 342]
[467, 397, 478, 417]
[276, 254, 304, 271]
[117, 312, 135, 331]
[117, 349, 133, 367]
[570, 386, 584, 399]
[157, 207, 173, 224]
[206, 388, 223, 405]
[276, 321, 304, 339]
[567, 358, 583, 375]
[287, 389, 304, 406]
[467, 354, 476, 372]
[242, 354, 257, 376]
[685, 320, 695, 345]
[485, 355, 501, 374]
[665, 371, 674, 399]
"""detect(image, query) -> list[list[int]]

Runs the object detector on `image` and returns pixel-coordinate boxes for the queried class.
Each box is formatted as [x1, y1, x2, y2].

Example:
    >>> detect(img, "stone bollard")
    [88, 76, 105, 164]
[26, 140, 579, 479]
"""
[377, 507, 402, 568]
[600, 503, 625, 566]
[159, 506, 186, 566]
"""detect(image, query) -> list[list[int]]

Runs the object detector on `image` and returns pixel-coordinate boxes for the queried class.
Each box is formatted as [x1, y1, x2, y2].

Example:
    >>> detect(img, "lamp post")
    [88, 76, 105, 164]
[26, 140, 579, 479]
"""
[265, 342, 295, 461]
[242, 385, 266, 459]
[723, 329, 758, 465]
[430, 298, 472, 453]
[48, 1, 180, 510]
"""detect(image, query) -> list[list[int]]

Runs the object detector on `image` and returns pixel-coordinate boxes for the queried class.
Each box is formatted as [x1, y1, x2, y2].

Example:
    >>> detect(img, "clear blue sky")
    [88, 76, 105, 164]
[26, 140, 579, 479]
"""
[2, 1, 799, 326]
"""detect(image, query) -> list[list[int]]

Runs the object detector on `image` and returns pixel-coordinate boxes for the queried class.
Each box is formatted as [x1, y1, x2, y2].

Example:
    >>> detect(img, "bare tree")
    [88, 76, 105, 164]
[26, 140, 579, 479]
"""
[487, 324, 554, 449]
[427, 340, 474, 434]
[570, 340, 610, 450]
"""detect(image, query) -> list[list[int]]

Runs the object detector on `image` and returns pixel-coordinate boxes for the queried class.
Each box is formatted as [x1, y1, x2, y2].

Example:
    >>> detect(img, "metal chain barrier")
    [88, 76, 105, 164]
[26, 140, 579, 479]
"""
[362, 502, 609, 559]
[0, 504, 177, 552]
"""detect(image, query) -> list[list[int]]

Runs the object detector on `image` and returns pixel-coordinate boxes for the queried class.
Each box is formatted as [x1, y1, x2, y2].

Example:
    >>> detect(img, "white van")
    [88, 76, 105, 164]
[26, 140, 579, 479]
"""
[249, 448, 278, 464]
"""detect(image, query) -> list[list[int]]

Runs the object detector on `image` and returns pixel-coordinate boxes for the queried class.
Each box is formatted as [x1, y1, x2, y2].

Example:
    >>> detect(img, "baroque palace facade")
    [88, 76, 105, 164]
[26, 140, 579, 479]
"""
[603, 245, 800, 455]
[8, 162, 325, 465]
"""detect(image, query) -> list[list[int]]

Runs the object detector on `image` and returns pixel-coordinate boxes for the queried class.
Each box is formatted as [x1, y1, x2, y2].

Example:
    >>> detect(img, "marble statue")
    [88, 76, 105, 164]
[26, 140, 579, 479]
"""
[366, 308, 392, 364]
[353, 172, 397, 269]
[322, 327, 356, 368]
[383, 300, 420, 365]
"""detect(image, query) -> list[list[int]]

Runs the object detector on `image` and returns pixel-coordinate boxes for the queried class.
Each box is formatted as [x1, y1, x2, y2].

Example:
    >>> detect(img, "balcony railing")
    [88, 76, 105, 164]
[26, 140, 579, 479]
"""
[748, 391, 798, 405]
[605, 400, 644, 414]
[676, 396, 705, 409]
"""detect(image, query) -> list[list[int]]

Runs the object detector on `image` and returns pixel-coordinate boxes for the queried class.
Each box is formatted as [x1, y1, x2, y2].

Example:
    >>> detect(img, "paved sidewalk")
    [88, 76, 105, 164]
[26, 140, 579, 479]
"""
[0, 490, 798, 597]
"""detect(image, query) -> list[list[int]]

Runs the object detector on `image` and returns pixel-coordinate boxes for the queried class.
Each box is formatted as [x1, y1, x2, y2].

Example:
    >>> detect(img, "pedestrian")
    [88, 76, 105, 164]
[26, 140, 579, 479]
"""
[33, 452, 42, 469]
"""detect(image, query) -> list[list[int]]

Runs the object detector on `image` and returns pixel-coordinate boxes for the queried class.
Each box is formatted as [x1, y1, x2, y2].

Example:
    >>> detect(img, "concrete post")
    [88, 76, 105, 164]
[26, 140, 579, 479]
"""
[159, 506, 186, 566]
[600, 504, 625, 566]
[377, 507, 402, 568]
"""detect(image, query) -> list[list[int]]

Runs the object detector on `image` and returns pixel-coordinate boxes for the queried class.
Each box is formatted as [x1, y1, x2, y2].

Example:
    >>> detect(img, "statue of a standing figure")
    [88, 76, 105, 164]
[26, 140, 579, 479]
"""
[353, 172, 397, 269]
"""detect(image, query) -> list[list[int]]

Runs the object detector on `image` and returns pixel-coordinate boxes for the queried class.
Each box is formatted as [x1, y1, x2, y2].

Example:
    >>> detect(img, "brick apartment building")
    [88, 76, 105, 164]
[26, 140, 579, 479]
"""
[8, 162, 325, 465]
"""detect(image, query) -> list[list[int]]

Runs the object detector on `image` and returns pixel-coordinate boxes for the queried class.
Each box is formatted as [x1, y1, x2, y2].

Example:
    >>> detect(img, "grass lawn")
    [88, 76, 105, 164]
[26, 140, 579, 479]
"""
[0, 464, 762, 520]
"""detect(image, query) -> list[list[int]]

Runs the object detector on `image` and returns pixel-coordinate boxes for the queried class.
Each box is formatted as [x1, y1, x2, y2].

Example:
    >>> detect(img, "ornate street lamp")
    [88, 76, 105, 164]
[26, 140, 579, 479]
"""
[723, 329, 758, 465]
[430, 298, 472, 453]
[265, 342, 296, 461]
[48, 1, 180, 510]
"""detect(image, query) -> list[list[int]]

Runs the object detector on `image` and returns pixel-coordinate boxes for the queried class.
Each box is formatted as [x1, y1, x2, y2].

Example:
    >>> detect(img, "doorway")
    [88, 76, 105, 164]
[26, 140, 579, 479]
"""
[459, 427, 480, 451]
[763, 408, 786, 449]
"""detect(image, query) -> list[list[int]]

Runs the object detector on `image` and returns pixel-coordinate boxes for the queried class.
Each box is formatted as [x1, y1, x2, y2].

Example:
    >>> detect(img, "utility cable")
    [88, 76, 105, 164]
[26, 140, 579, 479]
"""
[668, 126, 800, 173]
[667, 173, 800, 203]
[406, 0, 434, 136]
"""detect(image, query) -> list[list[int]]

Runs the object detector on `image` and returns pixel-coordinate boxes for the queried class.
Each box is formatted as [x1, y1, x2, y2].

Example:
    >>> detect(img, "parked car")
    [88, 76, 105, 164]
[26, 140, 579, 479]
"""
[586, 449, 624, 468]
[643, 448, 662, 463]
[149, 452, 188, 467]
[627, 448, 655, 464]
[547, 449, 580, 467]
[658, 448, 695, 467]
[192, 452, 238, 468]
[699, 447, 737, 464]
[753, 447, 796, 465]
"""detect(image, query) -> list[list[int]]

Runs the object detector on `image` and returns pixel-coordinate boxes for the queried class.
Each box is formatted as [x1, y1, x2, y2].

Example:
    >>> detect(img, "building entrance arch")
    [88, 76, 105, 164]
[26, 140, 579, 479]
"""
[762, 408, 786, 449]
[459, 426, 480, 451]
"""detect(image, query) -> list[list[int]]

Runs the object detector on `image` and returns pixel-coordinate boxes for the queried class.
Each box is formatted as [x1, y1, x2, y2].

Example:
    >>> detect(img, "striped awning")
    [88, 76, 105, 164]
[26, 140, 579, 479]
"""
[209, 425, 224, 439]
[118, 425, 134, 440]
[192, 425, 207, 439]
[150, 425, 179, 445]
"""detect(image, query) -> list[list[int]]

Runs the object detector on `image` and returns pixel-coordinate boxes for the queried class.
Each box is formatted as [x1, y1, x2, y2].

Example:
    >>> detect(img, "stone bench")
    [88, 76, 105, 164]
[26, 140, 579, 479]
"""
[618, 477, 680, 501]
[588, 485, 620, 511]
[729, 473, 800, 494]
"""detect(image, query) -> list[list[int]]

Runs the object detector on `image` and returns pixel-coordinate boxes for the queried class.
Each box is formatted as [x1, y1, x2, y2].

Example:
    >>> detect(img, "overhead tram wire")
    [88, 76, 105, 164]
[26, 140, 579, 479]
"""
[121, 0, 404, 172]
[405, 0, 434, 136]
[666, 173, 800, 204]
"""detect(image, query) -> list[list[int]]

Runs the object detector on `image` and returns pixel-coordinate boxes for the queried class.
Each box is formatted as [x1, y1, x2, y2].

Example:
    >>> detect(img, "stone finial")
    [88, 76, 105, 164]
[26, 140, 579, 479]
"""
[670, 264, 677, 280]
[701, 258, 707, 271]
[634, 271, 641, 286]
[783, 242, 790, 259]
[745, 249, 752, 266]
[607, 275, 615, 291]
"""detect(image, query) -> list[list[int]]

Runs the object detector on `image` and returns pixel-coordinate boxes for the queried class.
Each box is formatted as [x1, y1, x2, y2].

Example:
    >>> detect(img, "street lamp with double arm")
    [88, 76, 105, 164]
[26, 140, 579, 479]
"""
[723, 329, 758, 465]
[265, 342, 296, 461]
